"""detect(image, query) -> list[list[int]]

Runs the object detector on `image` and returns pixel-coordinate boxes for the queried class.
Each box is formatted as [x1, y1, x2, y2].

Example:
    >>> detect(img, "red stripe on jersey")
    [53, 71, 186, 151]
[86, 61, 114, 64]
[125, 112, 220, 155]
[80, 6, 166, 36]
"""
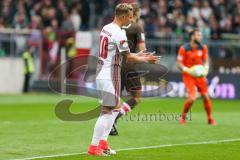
[116, 80, 119, 106]
[113, 109, 120, 112]
[114, 80, 117, 106]
[114, 80, 119, 107]
[137, 40, 145, 44]
[112, 55, 116, 81]
[120, 40, 126, 45]
[117, 55, 119, 80]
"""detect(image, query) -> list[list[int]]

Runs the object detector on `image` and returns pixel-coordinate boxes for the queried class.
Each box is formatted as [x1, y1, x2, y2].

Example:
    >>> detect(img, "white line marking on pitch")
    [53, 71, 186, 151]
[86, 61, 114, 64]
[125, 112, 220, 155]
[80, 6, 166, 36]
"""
[10, 138, 240, 160]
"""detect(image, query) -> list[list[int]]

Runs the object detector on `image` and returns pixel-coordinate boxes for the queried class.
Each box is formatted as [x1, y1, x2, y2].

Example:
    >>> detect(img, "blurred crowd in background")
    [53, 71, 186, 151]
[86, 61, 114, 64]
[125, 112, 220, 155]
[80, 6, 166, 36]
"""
[0, 0, 239, 89]
[138, 0, 240, 39]
[0, 0, 239, 77]
[0, 0, 240, 39]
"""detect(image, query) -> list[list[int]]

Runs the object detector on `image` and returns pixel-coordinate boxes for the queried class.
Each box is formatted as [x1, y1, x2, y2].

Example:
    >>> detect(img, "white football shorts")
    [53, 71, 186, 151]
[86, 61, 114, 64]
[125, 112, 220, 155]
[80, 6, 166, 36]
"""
[96, 79, 121, 107]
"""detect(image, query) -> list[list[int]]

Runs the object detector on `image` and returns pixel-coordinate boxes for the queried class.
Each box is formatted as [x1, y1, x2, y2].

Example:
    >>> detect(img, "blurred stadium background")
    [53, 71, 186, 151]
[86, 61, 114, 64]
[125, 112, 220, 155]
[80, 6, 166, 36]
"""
[1, 0, 240, 97]
[0, 0, 240, 160]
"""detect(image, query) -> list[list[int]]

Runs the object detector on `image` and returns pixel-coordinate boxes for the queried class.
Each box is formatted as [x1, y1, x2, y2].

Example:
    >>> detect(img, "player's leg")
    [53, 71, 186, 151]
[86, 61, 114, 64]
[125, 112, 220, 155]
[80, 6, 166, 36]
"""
[196, 78, 216, 125]
[109, 71, 127, 136]
[202, 94, 216, 125]
[110, 76, 141, 135]
[113, 89, 141, 128]
[99, 80, 121, 153]
[120, 77, 142, 114]
[116, 62, 167, 119]
[88, 106, 116, 156]
[98, 107, 119, 155]
[180, 76, 197, 124]
[110, 64, 141, 135]
[88, 80, 120, 156]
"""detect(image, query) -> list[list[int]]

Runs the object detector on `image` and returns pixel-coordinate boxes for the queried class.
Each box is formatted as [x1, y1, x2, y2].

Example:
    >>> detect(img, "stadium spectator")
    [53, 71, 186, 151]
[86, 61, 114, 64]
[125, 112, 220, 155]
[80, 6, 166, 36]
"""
[41, 1, 56, 27]
[200, 1, 213, 22]
[78, 0, 90, 30]
[29, 15, 42, 29]
[12, 3, 29, 29]
[22, 46, 35, 92]
[69, 5, 82, 31]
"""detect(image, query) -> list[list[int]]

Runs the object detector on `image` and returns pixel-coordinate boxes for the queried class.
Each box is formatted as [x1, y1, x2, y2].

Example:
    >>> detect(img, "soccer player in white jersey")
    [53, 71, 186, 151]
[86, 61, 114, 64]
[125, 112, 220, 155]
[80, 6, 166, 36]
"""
[88, 3, 159, 156]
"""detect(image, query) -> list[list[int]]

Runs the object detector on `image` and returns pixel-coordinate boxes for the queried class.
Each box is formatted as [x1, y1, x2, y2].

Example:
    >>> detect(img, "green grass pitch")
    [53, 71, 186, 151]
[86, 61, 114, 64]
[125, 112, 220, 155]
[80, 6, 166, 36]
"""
[0, 94, 240, 160]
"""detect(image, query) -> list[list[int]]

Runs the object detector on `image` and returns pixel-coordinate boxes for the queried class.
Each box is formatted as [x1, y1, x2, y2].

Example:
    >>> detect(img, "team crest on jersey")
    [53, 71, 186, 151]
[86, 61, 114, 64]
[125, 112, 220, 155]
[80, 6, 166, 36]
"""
[120, 40, 128, 49]
[198, 51, 202, 56]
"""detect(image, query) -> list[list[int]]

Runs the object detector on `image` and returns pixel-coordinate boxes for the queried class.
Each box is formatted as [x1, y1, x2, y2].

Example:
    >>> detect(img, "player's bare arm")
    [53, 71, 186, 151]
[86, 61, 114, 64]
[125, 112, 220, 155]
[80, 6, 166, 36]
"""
[177, 47, 189, 73]
[120, 50, 159, 64]
[137, 42, 146, 52]
[177, 58, 185, 72]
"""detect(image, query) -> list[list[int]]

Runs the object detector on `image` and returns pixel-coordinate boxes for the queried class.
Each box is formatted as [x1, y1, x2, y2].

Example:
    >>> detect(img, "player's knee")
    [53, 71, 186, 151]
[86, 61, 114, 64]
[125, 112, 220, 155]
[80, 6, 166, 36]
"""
[134, 97, 141, 104]
[101, 106, 114, 114]
[188, 96, 196, 103]
[201, 93, 209, 100]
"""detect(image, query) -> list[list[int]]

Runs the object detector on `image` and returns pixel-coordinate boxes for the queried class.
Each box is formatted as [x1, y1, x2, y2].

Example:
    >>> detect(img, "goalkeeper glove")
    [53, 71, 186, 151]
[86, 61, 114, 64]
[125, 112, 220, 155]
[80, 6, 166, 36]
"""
[202, 65, 209, 77]
[182, 66, 194, 75]
[182, 66, 201, 77]
[183, 65, 209, 77]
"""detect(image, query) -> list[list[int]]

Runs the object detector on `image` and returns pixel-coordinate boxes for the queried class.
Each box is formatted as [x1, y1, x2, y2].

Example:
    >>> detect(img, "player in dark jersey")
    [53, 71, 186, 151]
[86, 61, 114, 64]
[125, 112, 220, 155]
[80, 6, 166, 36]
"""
[110, 3, 146, 136]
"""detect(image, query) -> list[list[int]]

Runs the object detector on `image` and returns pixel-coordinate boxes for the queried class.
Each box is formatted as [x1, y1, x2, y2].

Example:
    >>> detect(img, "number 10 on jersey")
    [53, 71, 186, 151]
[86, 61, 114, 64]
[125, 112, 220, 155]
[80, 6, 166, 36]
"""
[99, 36, 108, 59]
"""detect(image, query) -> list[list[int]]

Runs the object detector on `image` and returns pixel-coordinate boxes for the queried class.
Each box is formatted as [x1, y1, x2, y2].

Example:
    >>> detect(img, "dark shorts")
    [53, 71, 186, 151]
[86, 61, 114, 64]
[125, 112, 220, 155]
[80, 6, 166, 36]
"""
[121, 62, 142, 92]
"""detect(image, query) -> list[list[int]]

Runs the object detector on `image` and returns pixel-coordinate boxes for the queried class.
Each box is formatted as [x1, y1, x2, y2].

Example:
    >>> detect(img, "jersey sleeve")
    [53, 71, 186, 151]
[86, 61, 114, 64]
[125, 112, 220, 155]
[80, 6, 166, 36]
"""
[177, 46, 185, 63]
[115, 30, 130, 54]
[136, 25, 145, 44]
[202, 45, 209, 61]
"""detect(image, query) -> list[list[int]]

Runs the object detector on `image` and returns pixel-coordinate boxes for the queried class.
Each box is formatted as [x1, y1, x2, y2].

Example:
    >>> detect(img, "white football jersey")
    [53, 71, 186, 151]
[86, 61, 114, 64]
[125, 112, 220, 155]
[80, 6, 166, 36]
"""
[96, 23, 130, 81]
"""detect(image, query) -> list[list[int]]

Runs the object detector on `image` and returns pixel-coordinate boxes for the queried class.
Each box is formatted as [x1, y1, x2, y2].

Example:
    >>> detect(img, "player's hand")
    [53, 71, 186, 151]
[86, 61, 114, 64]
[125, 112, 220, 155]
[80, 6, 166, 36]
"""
[137, 50, 156, 56]
[144, 54, 160, 64]
[183, 67, 202, 77]
[137, 50, 160, 64]
[137, 49, 148, 56]
[183, 66, 207, 78]
[182, 66, 194, 75]
[202, 65, 209, 76]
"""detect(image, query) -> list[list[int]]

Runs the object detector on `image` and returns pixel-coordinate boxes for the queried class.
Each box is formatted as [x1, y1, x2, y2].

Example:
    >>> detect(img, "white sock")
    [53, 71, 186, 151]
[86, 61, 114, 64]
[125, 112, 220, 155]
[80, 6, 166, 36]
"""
[119, 102, 131, 115]
[101, 109, 120, 141]
[90, 113, 109, 146]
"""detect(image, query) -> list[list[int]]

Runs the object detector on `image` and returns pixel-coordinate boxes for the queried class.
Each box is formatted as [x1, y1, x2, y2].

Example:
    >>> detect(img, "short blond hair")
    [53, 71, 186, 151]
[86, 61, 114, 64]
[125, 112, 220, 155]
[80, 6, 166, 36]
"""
[130, 2, 140, 16]
[115, 3, 133, 17]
